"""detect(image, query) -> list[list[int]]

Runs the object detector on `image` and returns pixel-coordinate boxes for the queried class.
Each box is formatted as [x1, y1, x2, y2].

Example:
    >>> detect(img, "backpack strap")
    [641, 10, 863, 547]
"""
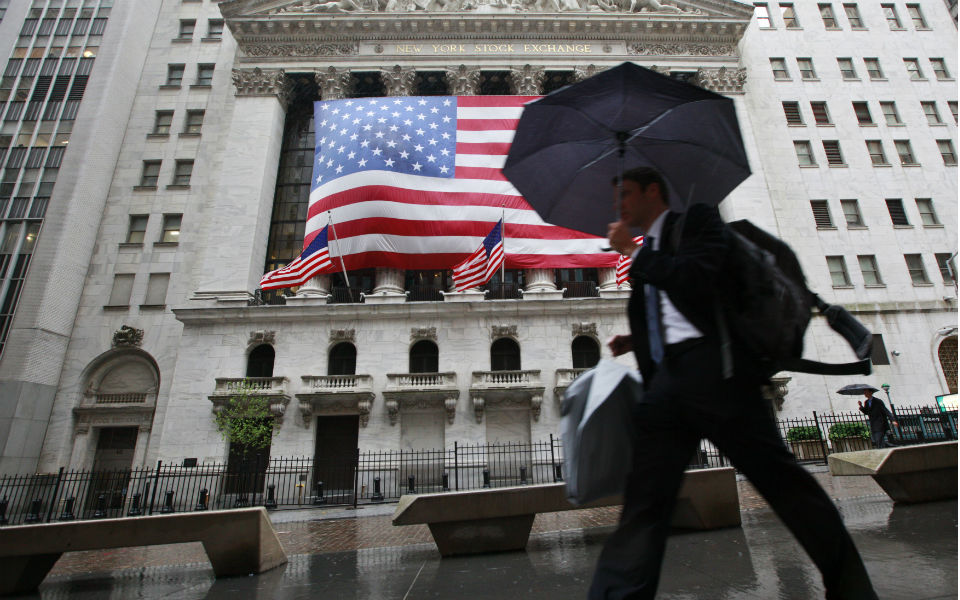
[779, 357, 873, 376]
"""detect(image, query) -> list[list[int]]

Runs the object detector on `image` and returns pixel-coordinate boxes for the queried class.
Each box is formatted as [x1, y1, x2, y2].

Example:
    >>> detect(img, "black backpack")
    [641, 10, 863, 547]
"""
[714, 220, 873, 380]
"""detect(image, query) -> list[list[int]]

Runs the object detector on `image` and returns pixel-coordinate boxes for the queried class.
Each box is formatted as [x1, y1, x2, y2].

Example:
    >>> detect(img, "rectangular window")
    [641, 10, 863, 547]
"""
[852, 101, 873, 124]
[178, 19, 195, 40]
[797, 58, 817, 79]
[782, 101, 803, 124]
[819, 3, 839, 28]
[823, 140, 845, 165]
[140, 160, 160, 187]
[886, 198, 910, 225]
[143, 273, 170, 306]
[841, 199, 864, 226]
[937, 140, 957, 165]
[207, 19, 224, 38]
[843, 3, 864, 27]
[55, 19, 72, 36]
[196, 64, 214, 86]
[866, 140, 889, 165]
[160, 214, 182, 243]
[165, 64, 184, 86]
[108, 274, 135, 307]
[915, 198, 940, 226]
[794, 141, 816, 165]
[930, 58, 951, 80]
[881, 101, 902, 125]
[755, 3, 773, 27]
[936, 253, 956, 283]
[172, 159, 193, 186]
[126, 215, 148, 243]
[45, 146, 64, 168]
[780, 3, 799, 27]
[904, 58, 924, 80]
[827, 256, 851, 286]
[183, 109, 204, 134]
[90, 18, 107, 36]
[905, 254, 930, 284]
[858, 255, 883, 285]
[882, 4, 903, 28]
[810, 200, 834, 228]
[921, 101, 943, 125]
[811, 101, 832, 124]
[770, 58, 790, 79]
[152, 110, 173, 135]
[906, 4, 928, 27]
[838, 58, 857, 79]
[949, 101, 958, 124]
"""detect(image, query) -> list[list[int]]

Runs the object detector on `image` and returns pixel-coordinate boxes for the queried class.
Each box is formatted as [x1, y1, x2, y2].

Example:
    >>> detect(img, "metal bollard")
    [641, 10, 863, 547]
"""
[442, 472, 449, 492]
[93, 494, 108, 519]
[482, 469, 491, 488]
[520, 466, 528, 485]
[0, 496, 8, 525]
[554, 464, 563, 481]
[160, 490, 175, 514]
[407, 475, 416, 493]
[234, 493, 249, 508]
[195, 488, 208, 511]
[59, 497, 76, 521]
[313, 481, 326, 505]
[265, 484, 277, 510]
[128, 492, 143, 516]
[371, 476, 384, 502]
[25, 499, 43, 523]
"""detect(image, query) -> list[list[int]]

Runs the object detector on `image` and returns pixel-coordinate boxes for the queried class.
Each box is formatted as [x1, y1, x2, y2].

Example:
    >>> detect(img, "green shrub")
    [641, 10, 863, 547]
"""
[786, 425, 822, 442]
[828, 422, 870, 441]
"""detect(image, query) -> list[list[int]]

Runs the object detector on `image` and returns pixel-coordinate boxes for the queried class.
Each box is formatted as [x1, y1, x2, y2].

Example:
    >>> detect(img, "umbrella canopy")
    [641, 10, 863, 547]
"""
[837, 383, 879, 395]
[502, 62, 751, 238]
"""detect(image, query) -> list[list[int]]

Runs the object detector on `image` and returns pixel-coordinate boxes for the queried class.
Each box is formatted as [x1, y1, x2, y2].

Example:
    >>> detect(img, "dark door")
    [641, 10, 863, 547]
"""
[314, 415, 359, 504]
[87, 427, 137, 516]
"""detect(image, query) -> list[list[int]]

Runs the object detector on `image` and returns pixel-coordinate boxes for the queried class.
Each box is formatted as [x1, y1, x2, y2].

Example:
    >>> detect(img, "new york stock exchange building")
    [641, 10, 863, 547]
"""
[0, 0, 955, 499]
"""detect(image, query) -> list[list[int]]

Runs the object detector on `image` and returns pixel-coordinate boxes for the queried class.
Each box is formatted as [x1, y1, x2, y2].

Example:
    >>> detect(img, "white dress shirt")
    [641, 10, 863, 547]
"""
[630, 210, 704, 345]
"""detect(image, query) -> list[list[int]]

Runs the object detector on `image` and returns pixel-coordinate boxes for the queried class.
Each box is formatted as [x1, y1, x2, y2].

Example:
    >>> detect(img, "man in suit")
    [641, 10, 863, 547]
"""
[859, 390, 898, 448]
[590, 167, 877, 600]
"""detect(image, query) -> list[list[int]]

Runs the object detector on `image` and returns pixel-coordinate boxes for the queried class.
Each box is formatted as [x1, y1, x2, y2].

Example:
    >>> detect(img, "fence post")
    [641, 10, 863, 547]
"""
[44, 467, 65, 523]
[354, 447, 360, 509]
[148, 460, 162, 515]
[454, 441, 459, 492]
[549, 434, 557, 483]
[812, 411, 829, 465]
[0, 496, 9, 525]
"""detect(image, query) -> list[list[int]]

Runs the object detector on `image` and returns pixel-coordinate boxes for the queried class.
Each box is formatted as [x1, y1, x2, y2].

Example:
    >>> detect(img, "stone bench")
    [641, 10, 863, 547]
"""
[827, 441, 957, 504]
[0, 507, 287, 596]
[392, 466, 740, 556]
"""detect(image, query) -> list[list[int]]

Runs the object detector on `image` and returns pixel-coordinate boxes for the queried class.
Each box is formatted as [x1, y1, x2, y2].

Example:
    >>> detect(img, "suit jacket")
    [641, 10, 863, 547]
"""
[859, 396, 895, 432]
[627, 203, 731, 386]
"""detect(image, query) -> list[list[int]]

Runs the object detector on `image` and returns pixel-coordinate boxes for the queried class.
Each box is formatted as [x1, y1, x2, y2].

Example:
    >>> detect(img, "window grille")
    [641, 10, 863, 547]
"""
[885, 199, 909, 225]
[810, 200, 834, 228]
[782, 101, 803, 124]
[823, 140, 844, 165]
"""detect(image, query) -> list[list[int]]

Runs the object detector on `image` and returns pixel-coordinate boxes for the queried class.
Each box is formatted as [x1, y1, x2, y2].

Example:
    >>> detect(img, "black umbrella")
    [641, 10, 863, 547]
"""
[837, 383, 879, 395]
[502, 62, 751, 238]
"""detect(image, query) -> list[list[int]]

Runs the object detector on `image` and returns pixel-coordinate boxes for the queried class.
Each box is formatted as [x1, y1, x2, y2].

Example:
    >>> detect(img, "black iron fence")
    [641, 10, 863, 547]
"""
[1, 406, 954, 526]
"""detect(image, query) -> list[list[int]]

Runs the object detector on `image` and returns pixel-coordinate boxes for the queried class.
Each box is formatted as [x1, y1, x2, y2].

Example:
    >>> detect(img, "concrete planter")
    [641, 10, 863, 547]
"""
[832, 437, 871, 453]
[789, 440, 826, 461]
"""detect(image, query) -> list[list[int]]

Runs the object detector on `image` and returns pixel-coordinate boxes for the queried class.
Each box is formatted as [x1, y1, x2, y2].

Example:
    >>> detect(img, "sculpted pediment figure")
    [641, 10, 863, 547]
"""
[222, 0, 750, 16]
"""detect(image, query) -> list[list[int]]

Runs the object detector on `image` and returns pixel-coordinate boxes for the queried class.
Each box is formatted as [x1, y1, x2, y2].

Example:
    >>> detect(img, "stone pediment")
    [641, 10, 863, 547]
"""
[222, 0, 751, 18]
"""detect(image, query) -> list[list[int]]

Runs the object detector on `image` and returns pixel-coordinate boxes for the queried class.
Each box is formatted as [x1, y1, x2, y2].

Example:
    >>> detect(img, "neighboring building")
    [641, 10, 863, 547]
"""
[0, 0, 954, 475]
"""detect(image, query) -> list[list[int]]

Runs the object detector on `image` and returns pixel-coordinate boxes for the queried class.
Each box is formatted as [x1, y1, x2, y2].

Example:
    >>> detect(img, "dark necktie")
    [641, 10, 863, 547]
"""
[643, 236, 665, 364]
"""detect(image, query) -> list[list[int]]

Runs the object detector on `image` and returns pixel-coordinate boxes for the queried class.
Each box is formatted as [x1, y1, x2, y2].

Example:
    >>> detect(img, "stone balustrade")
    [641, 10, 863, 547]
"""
[469, 370, 545, 423]
[553, 368, 589, 400]
[95, 393, 148, 404]
[297, 374, 375, 426]
[383, 372, 460, 426]
[208, 377, 290, 425]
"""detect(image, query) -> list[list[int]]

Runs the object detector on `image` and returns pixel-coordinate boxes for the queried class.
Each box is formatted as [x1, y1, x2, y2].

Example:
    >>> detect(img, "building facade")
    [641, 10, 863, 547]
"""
[0, 0, 954, 475]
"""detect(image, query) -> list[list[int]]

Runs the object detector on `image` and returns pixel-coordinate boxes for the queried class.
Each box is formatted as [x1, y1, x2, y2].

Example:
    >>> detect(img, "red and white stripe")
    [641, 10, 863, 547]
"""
[452, 241, 504, 291]
[614, 236, 645, 287]
[306, 96, 618, 271]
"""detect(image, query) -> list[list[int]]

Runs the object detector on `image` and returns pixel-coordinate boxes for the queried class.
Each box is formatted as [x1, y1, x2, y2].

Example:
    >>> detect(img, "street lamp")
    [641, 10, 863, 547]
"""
[880, 383, 891, 402]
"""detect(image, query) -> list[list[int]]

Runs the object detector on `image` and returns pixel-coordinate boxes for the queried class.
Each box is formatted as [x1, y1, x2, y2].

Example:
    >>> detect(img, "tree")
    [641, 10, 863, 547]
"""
[214, 380, 277, 453]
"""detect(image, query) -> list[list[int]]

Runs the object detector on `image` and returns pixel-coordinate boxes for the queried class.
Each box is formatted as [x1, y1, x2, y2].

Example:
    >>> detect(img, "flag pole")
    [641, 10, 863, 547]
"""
[500, 206, 506, 299]
[328, 210, 352, 300]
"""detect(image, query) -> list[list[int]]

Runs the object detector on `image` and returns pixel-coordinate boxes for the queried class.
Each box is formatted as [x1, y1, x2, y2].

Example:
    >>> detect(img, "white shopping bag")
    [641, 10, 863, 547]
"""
[560, 359, 643, 506]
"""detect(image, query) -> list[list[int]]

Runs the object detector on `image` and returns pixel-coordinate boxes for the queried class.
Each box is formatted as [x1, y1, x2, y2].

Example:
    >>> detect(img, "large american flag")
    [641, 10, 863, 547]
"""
[306, 96, 618, 271]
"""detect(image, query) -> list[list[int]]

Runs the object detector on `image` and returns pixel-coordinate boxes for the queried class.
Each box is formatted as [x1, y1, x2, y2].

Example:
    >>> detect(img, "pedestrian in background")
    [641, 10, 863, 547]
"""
[859, 390, 898, 448]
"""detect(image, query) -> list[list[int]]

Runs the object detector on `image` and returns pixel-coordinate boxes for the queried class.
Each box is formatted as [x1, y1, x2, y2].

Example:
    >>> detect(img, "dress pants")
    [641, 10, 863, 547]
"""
[588, 341, 878, 600]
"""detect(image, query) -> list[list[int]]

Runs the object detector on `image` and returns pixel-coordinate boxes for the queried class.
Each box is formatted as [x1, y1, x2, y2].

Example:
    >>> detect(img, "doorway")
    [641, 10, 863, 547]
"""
[86, 427, 137, 516]
[313, 415, 359, 504]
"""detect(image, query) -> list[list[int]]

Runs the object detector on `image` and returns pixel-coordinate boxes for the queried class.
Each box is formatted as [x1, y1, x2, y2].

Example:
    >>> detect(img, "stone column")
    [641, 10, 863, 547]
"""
[598, 266, 631, 299]
[381, 65, 416, 97]
[445, 65, 481, 96]
[192, 68, 291, 304]
[523, 268, 563, 300]
[131, 424, 151, 468]
[509, 64, 546, 95]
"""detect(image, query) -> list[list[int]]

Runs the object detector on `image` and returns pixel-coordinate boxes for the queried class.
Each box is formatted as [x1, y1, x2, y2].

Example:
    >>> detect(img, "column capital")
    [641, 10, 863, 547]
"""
[231, 67, 292, 107]
[572, 64, 607, 82]
[315, 66, 352, 100]
[509, 64, 546, 95]
[381, 65, 416, 96]
[693, 67, 747, 94]
[445, 65, 480, 96]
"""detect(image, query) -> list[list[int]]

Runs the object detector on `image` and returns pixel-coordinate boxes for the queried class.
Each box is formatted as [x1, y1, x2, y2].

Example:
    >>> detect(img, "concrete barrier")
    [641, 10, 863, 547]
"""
[393, 467, 740, 556]
[0, 507, 287, 596]
[828, 441, 957, 504]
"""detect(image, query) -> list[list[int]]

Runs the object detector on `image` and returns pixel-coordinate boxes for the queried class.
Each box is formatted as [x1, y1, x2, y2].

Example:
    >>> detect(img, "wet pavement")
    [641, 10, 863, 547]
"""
[16, 470, 958, 599]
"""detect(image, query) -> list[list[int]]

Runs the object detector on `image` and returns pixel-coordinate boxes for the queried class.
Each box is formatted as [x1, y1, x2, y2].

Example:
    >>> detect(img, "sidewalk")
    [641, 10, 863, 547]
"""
[26, 470, 958, 599]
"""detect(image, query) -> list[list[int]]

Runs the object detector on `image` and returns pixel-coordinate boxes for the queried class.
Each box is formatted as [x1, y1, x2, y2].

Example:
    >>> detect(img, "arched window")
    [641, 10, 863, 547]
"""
[246, 345, 275, 378]
[572, 336, 600, 369]
[491, 338, 521, 371]
[328, 342, 357, 376]
[410, 340, 439, 373]
[939, 336, 958, 394]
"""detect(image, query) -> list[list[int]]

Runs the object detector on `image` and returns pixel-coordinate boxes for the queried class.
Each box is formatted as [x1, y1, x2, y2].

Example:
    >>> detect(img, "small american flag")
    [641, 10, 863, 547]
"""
[614, 236, 645, 287]
[452, 219, 504, 291]
[260, 225, 334, 290]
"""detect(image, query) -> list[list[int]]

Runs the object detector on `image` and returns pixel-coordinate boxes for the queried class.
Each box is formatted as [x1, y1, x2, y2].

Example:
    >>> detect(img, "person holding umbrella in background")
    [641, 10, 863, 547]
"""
[859, 388, 898, 448]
